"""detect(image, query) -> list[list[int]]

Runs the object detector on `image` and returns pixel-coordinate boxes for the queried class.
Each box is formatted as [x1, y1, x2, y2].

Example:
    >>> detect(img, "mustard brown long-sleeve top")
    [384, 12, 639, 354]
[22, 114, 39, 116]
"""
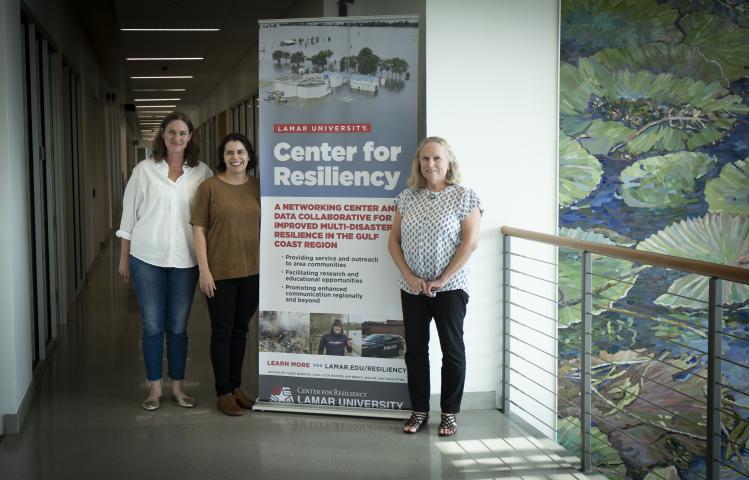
[190, 176, 261, 280]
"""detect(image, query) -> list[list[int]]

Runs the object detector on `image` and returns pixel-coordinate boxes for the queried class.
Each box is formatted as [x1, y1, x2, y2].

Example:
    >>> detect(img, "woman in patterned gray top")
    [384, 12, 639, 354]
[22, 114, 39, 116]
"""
[388, 137, 483, 437]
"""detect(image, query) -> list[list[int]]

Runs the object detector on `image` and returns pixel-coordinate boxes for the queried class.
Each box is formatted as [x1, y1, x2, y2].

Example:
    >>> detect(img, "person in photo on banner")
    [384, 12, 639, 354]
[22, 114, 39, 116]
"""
[191, 133, 260, 417]
[116, 111, 212, 411]
[388, 136, 483, 437]
[317, 319, 353, 356]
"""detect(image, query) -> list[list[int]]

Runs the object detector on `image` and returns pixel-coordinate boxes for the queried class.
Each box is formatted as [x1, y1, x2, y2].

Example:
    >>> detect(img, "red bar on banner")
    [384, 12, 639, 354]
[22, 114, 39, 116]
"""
[273, 123, 372, 133]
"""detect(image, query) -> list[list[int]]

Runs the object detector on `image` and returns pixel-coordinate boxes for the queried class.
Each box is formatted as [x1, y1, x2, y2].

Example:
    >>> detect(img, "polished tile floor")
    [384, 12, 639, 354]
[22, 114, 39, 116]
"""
[0, 244, 596, 480]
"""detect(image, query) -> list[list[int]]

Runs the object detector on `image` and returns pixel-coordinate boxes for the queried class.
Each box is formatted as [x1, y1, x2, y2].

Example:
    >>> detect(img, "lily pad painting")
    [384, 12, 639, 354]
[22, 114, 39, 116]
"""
[706, 159, 749, 215]
[560, 1, 749, 479]
[637, 214, 749, 309]
[559, 133, 603, 207]
[620, 152, 716, 208]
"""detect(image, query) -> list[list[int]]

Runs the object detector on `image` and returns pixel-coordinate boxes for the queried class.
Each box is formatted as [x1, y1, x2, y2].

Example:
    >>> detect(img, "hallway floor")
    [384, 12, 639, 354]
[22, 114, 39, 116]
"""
[0, 243, 595, 480]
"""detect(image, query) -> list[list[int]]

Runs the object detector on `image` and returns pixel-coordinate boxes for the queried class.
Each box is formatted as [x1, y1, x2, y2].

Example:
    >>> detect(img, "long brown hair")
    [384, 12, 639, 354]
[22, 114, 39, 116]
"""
[151, 111, 199, 167]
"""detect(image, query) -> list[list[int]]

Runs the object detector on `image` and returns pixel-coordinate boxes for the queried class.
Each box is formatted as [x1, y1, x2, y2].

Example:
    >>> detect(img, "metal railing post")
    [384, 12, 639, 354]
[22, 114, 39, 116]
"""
[502, 234, 511, 414]
[580, 251, 593, 473]
[707, 278, 723, 480]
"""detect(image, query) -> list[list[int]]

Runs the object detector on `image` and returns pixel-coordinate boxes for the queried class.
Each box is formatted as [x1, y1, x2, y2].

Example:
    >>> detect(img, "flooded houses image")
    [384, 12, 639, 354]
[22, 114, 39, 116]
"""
[269, 71, 379, 101]
[259, 19, 418, 108]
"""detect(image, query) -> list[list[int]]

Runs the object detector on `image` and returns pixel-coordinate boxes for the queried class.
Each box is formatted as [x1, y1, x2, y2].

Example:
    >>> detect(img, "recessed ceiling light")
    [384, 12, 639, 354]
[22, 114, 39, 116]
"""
[127, 57, 203, 61]
[133, 88, 186, 92]
[134, 98, 181, 102]
[130, 76, 193, 79]
[121, 28, 219, 32]
[135, 105, 177, 108]
[136, 110, 173, 113]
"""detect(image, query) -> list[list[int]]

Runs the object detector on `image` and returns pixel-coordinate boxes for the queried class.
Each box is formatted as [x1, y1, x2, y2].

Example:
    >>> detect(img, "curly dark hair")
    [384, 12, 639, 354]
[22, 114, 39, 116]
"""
[150, 111, 199, 167]
[216, 132, 258, 174]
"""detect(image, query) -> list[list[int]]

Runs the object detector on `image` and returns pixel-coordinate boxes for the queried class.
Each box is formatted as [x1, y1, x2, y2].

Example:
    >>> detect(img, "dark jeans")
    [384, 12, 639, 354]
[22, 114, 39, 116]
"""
[128, 255, 198, 382]
[206, 274, 259, 396]
[401, 289, 468, 414]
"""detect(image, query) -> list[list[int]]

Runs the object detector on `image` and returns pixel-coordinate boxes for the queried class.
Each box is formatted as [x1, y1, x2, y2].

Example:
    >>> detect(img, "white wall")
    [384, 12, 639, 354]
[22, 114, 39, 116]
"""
[0, 0, 119, 431]
[426, 0, 559, 434]
[0, 0, 34, 431]
[25, 0, 115, 268]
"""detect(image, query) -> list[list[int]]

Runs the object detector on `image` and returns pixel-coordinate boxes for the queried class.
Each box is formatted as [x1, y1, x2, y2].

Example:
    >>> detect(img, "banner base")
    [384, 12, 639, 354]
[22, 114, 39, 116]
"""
[252, 401, 411, 420]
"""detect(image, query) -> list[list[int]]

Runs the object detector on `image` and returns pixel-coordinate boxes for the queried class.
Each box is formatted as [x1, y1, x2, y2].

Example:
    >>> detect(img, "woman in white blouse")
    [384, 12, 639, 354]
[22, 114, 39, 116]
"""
[116, 112, 212, 411]
[388, 137, 483, 437]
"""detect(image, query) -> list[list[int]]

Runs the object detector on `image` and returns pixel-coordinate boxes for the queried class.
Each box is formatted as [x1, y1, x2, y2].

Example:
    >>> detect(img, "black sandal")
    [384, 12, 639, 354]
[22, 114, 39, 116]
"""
[438, 413, 457, 436]
[402, 411, 429, 434]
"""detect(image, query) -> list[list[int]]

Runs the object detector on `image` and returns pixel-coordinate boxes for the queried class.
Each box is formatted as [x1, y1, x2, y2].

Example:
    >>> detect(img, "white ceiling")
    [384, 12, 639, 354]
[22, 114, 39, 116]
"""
[74, 0, 299, 132]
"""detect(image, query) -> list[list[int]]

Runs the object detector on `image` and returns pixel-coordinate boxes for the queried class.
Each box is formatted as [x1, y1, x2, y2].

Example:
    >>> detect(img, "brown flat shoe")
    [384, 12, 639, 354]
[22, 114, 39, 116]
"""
[217, 393, 243, 416]
[233, 388, 255, 409]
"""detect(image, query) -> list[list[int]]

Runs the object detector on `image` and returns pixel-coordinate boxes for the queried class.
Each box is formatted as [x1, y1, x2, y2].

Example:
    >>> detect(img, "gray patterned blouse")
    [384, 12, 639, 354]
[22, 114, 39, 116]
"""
[394, 184, 484, 295]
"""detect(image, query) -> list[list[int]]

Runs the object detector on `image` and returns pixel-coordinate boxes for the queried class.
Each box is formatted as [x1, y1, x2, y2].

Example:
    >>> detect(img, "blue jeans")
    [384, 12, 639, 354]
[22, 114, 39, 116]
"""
[129, 255, 198, 382]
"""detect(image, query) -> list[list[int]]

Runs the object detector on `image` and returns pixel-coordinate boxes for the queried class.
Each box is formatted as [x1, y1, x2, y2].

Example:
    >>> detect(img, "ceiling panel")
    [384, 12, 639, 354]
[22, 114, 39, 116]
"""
[113, 0, 238, 28]
[74, 0, 299, 135]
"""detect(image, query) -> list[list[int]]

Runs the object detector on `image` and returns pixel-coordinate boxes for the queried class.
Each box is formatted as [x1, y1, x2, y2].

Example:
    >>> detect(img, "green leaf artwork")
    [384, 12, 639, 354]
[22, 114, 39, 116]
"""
[559, 134, 603, 207]
[682, 13, 749, 81]
[558, 416, 628, 479]
[561, 0, 682, 57]
[558, 228, 644, 327]
[669, 0, 749, 28]
[559, 58, 748, 156]
[705, 159, 749, 215]
[620, 152, 716, 208]
[726, 419, 749, 461]
[560, 3, 749, 477]
[637, 214, 749, 309]
[644, 465, 682, 480]
[578, 120, 635, 156]
[592, 43, 729, 87]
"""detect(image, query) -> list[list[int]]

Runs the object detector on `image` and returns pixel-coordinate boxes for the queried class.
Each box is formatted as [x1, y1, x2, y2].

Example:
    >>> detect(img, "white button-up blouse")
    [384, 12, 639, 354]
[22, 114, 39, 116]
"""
[116, 159, 213, 268]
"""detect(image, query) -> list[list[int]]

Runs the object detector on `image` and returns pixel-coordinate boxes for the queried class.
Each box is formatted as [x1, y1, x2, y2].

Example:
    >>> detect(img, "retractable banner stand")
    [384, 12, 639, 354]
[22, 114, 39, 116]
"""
[257, 16, 419, 416]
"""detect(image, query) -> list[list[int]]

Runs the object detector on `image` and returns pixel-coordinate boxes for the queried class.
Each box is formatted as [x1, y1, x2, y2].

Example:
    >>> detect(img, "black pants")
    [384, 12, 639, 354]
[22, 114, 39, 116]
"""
[206, 274, 259, 396]
[401, 289, 468, 414]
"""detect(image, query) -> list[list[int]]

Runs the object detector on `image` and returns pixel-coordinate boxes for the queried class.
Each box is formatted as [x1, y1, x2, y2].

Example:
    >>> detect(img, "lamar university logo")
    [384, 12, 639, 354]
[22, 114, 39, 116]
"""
[270, 386, 294, 403]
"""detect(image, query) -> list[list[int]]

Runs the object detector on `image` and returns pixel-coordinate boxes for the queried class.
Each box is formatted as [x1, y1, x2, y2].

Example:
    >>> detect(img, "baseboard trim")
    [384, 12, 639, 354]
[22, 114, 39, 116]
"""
[3, 380, 35, 435]
[431, 390, 497, 411]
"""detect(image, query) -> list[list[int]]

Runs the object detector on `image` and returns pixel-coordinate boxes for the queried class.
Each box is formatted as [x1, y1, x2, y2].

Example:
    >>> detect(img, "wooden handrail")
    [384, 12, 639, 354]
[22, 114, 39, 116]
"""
[501, 226, 749, 286]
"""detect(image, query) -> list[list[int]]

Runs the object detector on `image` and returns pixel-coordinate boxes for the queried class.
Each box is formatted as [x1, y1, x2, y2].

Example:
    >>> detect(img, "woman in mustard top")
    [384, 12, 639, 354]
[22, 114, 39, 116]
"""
[191, 133, 260, 416]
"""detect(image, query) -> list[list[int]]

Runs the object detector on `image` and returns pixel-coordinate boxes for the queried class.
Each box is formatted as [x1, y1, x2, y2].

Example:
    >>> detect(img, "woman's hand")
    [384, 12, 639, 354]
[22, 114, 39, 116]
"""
[118, 239, 131, 280]
[425, 277, 447, 297]
[118, 255, 130, 280]
[405, 272, 428, 296]
[200, 270, 217, 298]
